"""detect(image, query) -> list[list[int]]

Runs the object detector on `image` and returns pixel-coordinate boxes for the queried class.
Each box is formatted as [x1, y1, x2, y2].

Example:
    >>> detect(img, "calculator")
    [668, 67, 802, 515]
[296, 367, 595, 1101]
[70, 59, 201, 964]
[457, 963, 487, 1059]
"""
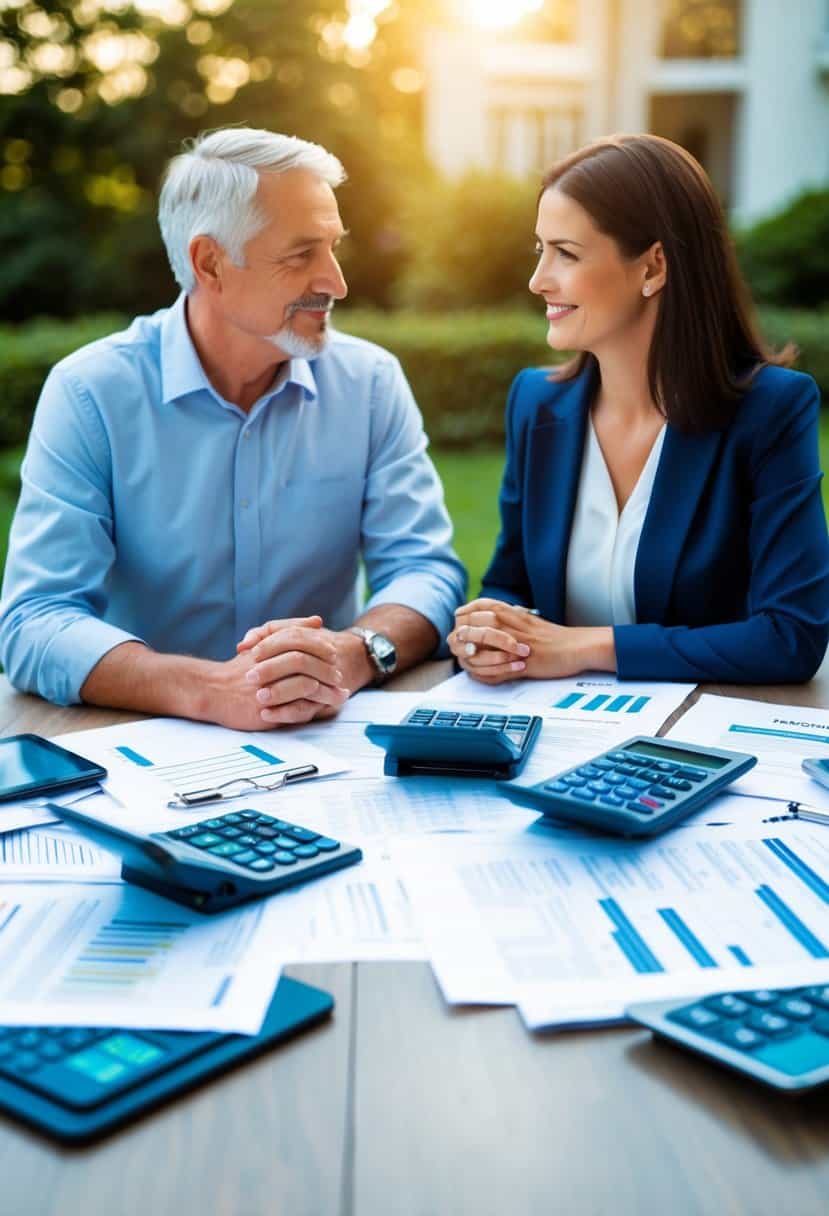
[365, 706, 543, 779]
[499, 736, 757, 836]
[0, 976, 333, 1143]
[628, 984, 829, 1092]
[49, 802, 362, 913]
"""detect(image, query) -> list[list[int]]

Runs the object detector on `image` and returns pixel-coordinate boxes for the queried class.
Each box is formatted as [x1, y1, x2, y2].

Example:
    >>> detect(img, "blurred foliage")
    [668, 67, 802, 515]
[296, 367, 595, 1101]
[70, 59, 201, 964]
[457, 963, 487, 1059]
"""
[735, 190, 829, 310]
[660, 1, 740, 59]
[1, 305, 827, 450]
[393, 170, 539, 311]
[0, 0, 438, 319]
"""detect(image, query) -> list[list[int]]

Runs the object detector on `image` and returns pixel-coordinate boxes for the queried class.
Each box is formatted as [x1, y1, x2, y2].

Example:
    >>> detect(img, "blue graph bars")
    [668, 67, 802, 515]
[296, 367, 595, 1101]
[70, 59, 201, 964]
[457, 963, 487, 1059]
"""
[552, 692, 651, 713]
[756, 885, 829, 958]
[728, 945, 752, 966]
[599, 898, 664, 974]
[657, 908, 718, 968]
[763, 838, 829, 905]
[116, 745, 153, 767]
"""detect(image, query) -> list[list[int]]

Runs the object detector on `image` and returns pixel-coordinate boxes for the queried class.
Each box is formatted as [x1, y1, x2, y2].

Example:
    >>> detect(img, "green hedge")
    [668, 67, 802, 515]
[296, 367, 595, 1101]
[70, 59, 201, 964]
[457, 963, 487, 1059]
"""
[0, 307, 826, 448]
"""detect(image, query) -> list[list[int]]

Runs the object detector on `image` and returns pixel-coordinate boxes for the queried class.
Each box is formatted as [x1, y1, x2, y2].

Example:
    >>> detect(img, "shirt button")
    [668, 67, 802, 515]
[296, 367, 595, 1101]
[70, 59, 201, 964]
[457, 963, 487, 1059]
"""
[240, 499, 249, 509]
[243, 431, 252, 440]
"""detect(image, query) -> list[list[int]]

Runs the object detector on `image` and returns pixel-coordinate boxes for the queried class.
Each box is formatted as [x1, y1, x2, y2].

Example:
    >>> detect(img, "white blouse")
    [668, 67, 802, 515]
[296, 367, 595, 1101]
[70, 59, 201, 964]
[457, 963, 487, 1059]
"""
[565, 417, 667, 627]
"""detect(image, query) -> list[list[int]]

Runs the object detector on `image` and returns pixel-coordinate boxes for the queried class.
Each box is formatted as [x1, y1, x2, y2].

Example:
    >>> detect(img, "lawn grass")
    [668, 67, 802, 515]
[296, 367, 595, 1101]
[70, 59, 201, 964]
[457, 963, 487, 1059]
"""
[1, 415, 828, 599]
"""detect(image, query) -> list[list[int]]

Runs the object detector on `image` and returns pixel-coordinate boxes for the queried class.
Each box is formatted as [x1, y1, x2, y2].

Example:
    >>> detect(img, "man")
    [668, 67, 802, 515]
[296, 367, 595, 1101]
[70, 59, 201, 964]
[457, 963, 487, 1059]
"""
[0, 128, 466, 729]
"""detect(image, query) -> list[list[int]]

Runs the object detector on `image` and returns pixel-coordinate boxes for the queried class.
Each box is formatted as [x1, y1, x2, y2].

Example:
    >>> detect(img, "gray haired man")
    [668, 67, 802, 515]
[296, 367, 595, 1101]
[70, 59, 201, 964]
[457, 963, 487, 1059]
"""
[0, 128, 466, 728]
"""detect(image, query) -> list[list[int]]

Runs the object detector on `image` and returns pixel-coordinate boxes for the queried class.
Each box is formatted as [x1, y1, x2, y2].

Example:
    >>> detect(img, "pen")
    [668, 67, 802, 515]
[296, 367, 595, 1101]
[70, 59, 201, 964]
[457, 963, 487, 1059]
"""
[762, 801, 829, 826]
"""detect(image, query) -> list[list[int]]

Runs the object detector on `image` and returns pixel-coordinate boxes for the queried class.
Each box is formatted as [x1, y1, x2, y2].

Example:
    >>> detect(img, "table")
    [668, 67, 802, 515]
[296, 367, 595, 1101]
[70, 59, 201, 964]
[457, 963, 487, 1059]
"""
[1, 664, 829, 1216]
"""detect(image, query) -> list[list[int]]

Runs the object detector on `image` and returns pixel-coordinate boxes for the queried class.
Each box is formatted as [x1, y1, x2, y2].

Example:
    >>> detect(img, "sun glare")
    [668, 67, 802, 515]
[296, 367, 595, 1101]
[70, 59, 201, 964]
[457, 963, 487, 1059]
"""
[460, 0, 545, 31]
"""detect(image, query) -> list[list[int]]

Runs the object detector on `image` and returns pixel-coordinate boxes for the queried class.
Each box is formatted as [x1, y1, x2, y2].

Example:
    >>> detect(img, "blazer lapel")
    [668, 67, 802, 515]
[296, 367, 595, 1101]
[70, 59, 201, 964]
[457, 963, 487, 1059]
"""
[525, 368, 595, 622]
[635, 424, 723, 623]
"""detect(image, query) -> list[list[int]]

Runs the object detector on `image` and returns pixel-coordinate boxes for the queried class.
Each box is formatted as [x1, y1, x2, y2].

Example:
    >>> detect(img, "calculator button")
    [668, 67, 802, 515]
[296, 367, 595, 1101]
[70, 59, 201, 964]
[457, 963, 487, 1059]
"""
[188, 832, 223, 849]
[221, 813, 245, 824]
[508, 716, 531, 725]
[776, 998, 814, 1021]
[274, 835, 299, 850]
[614, 764, 640, 778]
[169, 825, 200, 839]
[255, 841, 278, 855]
[636, 796, 663, 810]
[664, 778, 693, 791]
[599, 794, 625, 807]
[315, 838, 341, 852]
[255, 827, 278, 839]
[286, 827, 319, 843]
[207, 841, 245, 858]
[232, 850, 258, 865]
[238, 810, 260, 819]
[803, 986, 829, 1009]
[651, 761, 675, 773]
[37, 1041, 65, 1062]
[458, 716, 482, 726]
[237, 834, 259, 846]
[592, 759, 615, 772]
[745, 1011, 793, 1036]
[218, 826, 243, 838]
[627, 777, 650, 791]
[716, 1024, 764, 1052]
[587, 782, 611, 795]
[704, 993, 749, 1018]
[253, 814, 277, 826]
[609, 753, 629, 762]
[675, 768, 706, 782]
[574, 790, 598, 801]
[575, 766, 595, 778]
[273, 852, 298, 866]
[647, 786, 677, 800]
[668, 1004, 721, 1030]
[739, 989, 780, 1006]
[63, 1029, 100, 1051]
[200, 818, 225, 830]
[8, 1052, 42, 1075]
[628, 801, 655, 815]
[563, 774, 586, 787]
[248, 858, 276, 872]
[294, 844, 320, 859]
[543, 780, 569, 793]
[18, 1030, 42, 1050]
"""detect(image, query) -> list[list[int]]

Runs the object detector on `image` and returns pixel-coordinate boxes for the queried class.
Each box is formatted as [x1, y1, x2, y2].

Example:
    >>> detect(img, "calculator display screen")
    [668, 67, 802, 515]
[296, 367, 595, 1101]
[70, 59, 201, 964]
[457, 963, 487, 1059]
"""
[623, 741, 729, 770]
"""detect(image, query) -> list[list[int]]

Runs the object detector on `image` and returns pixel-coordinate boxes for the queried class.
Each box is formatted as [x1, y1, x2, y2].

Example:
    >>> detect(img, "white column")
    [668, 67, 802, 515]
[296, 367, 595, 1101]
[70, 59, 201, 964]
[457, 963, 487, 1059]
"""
[734, 0, 829, 222]
[423, 31, 488, 176]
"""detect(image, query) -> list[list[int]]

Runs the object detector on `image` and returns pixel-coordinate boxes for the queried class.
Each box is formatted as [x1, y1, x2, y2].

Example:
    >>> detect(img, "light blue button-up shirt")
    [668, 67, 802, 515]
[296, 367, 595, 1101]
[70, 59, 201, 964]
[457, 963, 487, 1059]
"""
[0, 295, 466, 704]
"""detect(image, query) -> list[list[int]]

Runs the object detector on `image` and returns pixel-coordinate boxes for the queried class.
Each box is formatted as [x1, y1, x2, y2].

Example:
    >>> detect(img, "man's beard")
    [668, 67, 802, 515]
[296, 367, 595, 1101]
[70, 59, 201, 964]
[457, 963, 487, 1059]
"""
[268, 294, 334, 359]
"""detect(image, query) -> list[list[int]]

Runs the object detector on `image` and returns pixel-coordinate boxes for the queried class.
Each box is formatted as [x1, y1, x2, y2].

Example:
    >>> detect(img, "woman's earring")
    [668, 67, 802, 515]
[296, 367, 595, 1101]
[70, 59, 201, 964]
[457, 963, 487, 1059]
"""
[642, 284, 651, 297]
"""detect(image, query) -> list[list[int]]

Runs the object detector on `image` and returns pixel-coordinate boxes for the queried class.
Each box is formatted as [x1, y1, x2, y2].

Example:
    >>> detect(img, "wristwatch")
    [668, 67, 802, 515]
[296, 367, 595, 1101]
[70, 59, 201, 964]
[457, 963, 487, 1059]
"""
[348, 627, 398, 682]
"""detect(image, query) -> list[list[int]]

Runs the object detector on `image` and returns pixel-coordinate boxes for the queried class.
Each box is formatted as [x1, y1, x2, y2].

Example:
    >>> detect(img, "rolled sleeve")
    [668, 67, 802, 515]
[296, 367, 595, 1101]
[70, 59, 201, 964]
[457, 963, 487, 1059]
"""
[361, 355, 467, 650]
[0, 368, 145, 704]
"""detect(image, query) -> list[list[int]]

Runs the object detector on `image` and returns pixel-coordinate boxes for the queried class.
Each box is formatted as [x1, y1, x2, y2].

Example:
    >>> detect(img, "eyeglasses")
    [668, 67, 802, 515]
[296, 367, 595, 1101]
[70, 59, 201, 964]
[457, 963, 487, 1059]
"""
[167, 764, 319, 809]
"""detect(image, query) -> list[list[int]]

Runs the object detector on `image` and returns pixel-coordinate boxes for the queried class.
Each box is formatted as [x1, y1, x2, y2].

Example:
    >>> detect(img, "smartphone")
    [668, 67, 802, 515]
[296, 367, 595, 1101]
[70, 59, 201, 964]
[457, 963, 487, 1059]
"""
[0, 733, 107, 802]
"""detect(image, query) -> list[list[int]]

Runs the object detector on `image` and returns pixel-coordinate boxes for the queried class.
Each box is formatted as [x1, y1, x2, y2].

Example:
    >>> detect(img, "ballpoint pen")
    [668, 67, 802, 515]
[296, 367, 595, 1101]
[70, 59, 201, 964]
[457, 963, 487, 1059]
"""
[762, 801, 829, 826]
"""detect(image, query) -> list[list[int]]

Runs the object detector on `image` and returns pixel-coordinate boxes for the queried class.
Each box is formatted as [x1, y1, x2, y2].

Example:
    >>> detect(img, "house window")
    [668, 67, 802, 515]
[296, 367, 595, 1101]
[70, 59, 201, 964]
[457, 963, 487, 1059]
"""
[660, 0, 742, 58]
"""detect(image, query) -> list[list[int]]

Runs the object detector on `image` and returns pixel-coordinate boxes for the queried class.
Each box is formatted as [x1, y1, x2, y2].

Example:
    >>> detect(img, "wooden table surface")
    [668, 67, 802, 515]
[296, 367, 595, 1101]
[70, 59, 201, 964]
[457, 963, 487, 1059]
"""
[1, 662, 829, 1216]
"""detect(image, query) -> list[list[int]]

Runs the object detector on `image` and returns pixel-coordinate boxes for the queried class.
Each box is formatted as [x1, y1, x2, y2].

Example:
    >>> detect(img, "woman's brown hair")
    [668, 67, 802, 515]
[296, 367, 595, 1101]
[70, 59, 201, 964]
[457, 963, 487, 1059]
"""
[542, 134, 794, 432]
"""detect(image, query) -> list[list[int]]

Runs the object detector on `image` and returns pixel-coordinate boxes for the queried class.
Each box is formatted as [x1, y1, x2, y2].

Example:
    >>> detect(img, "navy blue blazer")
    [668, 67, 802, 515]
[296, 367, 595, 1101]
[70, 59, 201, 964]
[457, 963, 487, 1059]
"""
[480, 362, 829, 683]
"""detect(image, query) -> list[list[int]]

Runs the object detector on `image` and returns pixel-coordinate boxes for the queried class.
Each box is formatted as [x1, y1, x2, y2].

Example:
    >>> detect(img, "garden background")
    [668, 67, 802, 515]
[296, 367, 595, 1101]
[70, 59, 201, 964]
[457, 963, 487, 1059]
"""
[1, 0, 827, 594]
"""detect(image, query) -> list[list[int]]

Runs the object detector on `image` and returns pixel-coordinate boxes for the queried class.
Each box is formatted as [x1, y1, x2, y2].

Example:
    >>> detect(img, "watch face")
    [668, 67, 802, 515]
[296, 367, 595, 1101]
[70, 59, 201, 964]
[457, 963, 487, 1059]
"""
[369, 634, 397, 670]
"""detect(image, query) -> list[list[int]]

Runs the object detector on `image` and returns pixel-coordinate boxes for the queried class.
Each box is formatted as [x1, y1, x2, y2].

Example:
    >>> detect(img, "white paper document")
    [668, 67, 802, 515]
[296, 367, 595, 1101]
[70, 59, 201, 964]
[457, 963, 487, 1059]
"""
[282, 691, 425, 779]
[666, 695, 829, 809]
[397, 801, 829, 1028]
[0, 882, 285, 1033]
[0, 824, 121, 882]
[0, 783, 109, 838]
[55, 717, 348, 833]
[275, 774, 535, 850]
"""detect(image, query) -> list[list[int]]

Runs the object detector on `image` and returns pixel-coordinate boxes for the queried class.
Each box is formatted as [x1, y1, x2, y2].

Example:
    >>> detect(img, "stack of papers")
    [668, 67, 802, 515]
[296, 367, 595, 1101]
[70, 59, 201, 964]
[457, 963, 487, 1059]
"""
[3, 675, 828, 1037]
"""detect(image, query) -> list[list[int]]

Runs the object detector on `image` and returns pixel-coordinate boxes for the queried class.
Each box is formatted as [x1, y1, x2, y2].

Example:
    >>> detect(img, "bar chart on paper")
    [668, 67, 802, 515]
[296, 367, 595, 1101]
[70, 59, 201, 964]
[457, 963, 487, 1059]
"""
[399, 812, 829, 1025]
[553, 692, 651, 714]
[0, 883, 285, 1033]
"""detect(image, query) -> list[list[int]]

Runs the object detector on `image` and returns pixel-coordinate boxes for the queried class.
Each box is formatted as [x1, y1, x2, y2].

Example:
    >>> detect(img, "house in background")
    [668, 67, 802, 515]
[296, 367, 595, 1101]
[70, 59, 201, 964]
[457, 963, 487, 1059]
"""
[424, 0, 829, 222]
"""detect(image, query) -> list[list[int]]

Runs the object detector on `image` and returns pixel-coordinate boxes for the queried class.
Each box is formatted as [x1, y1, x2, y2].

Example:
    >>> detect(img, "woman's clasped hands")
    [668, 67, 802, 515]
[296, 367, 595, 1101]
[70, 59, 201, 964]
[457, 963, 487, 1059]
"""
[448, 599, 616, 684]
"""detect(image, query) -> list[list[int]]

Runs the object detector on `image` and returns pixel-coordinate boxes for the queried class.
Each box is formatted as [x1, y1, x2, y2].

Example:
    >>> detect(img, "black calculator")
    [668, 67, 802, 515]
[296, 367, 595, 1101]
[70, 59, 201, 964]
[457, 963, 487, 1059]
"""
[0, 976, 333, 1143]
[365, 706, 542, 779]
[49, 802, 362, 913]
[628, 984, 829, 1092]
[500, 736, 757, 836]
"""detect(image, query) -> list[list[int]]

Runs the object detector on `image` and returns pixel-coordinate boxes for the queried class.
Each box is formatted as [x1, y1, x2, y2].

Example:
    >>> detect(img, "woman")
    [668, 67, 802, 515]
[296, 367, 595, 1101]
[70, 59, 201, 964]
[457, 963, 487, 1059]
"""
[448, 134, 829, 685]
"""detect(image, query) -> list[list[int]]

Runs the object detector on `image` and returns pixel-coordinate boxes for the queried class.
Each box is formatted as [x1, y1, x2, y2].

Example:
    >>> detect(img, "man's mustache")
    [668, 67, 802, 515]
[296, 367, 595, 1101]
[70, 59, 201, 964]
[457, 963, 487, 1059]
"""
[286, 294, 334, 317]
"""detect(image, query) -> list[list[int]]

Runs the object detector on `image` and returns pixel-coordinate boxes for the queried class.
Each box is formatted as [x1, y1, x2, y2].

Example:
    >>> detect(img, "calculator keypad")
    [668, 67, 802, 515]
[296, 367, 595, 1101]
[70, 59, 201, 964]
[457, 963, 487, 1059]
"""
[541, 749, 711, 819]
[406, 708, 535, 749]
[165, 810, 342, 873]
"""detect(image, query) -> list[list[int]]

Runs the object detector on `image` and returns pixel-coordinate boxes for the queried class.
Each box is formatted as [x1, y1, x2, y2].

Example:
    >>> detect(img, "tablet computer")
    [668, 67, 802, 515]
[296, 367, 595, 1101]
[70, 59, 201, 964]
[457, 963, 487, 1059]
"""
[0, 733, 107, 802]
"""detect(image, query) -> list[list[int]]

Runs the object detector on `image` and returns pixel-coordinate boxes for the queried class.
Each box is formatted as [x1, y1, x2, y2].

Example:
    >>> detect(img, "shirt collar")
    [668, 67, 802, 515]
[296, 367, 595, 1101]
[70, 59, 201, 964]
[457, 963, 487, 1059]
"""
[160, 293, 319, 407]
